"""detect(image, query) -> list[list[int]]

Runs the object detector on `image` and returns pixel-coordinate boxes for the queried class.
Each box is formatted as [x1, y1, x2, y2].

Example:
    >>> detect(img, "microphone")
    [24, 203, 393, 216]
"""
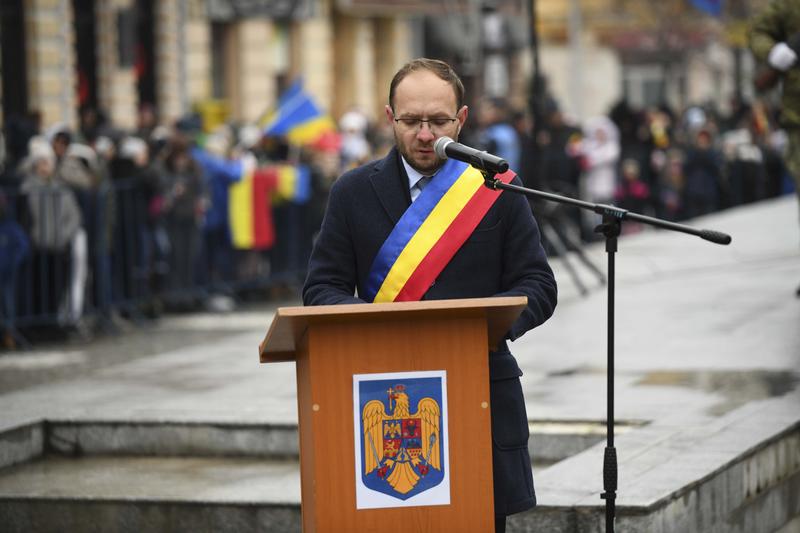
[433, 137, 509, 174]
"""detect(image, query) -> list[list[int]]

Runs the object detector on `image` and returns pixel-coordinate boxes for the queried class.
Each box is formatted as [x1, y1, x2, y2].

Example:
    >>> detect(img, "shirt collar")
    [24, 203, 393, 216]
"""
[400, 156, 427, 192]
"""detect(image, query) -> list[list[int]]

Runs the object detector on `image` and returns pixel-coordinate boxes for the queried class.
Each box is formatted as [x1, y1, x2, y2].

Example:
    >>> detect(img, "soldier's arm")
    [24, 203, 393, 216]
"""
[749, 0, 786, 61]
[750, 0, 793, 91]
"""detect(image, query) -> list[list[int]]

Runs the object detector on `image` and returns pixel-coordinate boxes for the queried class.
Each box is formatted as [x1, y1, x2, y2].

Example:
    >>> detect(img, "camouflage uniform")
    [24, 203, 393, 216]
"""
[749, 0, 800, 209]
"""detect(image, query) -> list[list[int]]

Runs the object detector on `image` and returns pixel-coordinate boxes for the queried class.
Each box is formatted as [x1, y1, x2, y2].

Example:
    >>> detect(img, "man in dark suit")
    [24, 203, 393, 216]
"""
[303, 58, 557, 532]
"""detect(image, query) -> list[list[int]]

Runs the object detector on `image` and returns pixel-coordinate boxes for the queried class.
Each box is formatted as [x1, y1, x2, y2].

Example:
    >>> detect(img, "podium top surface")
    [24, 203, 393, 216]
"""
[259, 296, 527, 363]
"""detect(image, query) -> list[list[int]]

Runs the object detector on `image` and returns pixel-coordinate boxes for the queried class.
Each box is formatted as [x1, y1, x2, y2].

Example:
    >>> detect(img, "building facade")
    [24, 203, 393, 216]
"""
[0, 0, 426, 136]
[0, 0, 771, 141]
[535, 0, 770, 122]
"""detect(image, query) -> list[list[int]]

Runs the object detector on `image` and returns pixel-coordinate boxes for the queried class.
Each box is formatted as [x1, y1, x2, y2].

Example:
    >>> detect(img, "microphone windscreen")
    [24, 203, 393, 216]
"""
[433, 137, 453, 159]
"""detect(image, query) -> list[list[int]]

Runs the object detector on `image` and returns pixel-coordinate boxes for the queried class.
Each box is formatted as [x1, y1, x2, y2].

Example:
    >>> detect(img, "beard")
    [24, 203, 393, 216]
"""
[393, 130, 445, 176]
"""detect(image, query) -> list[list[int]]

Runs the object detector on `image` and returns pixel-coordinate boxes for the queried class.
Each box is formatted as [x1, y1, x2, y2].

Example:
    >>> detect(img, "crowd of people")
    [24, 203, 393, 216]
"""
[0, 105, 352, 348]
[0, 93, 794, 349]
[495, 96, 793, 241]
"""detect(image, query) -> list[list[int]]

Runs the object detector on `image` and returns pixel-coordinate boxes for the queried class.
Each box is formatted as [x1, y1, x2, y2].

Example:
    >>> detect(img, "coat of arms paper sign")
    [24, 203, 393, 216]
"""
[353, 370, 450, 509]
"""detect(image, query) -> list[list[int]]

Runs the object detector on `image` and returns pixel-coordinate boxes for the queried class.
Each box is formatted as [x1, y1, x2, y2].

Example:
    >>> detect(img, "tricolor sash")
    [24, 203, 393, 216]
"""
[364, 159, 515, 303]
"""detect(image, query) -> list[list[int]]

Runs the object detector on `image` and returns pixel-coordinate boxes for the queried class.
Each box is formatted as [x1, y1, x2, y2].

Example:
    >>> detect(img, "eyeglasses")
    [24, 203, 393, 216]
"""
[394, 116, 458, 133]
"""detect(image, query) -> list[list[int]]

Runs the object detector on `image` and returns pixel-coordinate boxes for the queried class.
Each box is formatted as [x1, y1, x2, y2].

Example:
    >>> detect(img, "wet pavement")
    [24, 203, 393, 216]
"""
[0, 195, 798, 532]
[0, 196, 798, 431]
[0, 300, 297, 394]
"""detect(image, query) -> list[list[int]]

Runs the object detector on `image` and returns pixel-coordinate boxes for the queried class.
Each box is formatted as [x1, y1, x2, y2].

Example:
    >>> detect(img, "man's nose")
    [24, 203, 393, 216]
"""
[416, 122, 436, 141]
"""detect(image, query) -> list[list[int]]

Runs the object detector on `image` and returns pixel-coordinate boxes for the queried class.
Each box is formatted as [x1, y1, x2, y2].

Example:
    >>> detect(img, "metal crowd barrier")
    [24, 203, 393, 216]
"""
[0, 178, 313, 348]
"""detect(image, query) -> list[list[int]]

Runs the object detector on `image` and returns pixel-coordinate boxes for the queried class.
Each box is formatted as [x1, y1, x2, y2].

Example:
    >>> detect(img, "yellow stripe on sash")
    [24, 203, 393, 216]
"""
[373, 166, 484, 302]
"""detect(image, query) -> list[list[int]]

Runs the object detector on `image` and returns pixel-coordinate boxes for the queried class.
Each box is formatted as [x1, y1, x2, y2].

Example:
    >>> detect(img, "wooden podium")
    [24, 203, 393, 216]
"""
[259, 296, 527, 533]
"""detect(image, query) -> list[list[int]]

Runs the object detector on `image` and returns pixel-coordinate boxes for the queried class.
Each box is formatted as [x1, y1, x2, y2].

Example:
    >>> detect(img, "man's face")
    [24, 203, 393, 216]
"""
[385, 69, 467, 175]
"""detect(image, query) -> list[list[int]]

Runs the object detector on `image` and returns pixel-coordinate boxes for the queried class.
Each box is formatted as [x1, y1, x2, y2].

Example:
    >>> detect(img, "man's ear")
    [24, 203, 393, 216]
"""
[457, 105, 469, 134]
[385, 105, 395, 125]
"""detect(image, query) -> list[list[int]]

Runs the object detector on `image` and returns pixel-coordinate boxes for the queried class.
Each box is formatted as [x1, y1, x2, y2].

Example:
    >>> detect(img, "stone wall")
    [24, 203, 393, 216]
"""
[24, 0, 78, 129]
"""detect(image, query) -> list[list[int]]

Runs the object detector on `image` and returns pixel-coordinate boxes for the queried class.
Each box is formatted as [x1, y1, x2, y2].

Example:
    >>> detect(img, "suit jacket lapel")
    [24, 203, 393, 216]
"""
[369, 147, 411, 225]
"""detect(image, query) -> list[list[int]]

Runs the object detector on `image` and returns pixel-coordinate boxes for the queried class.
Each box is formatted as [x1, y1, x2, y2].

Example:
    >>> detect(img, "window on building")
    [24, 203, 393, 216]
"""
[211, 22, 228, 100]
[622, 64, 664, 109]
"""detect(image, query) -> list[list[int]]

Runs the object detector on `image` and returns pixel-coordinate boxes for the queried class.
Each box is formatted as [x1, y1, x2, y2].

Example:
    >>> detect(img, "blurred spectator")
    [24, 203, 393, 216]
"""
[111, 135, 165, 317]
[0, 190, 30, 349]
[78, 106, 109, 144]
[536, 101, 584, 238]
[339, 109, 372, 170]
[511, 109, 538, 190]
[306, 132, 342, 241]
[161, 139, 208, 309]
[56, 143, 105, 329]
[3, 111, 41, 178]
[615, 159, 651, 234]
[87, 136, 118, 328]
[136, 103, 158, 141]
[538, 101, 583, 189]
[48, 125, 72, 165]
[192, 129, 243, 306]
[476, 97, 521, 174]
[580, 116, 621, 238]
[683, 129, 723, 219]
[658, 149, 687, 222]
[20, 137, 84, 326]
[721, 121, 766, 207]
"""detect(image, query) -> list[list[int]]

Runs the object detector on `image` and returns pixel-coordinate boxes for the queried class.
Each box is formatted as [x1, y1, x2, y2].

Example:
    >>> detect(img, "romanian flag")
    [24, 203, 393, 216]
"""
[228, 161, 312, 249]
[364, 159, 515, 303]
[262, 79, 335, 145]
[228, 155, 277, 250]
[274, 164, 312, 205]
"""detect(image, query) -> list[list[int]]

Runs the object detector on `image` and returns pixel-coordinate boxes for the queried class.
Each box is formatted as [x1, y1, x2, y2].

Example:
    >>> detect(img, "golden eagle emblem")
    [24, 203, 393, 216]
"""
[361, 384, 442, 495]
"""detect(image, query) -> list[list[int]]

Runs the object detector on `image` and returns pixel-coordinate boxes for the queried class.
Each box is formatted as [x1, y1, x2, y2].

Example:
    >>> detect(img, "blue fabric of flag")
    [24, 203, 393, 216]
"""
[278, 78, 304, 107]
[294, 165, 312, 204]
[689, 0, 722, 16]
[264, 83, 323, 136]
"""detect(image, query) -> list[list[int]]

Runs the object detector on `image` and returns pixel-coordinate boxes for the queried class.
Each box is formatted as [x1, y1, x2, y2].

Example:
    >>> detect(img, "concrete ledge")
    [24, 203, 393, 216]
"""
[0, 423, 44, 470]
[46, 421, 299, 459]
[0, 500, 300, 533]
[0, 396, 796, 532]
[0, 418, 614, 464]
[512, 392, 800, 533]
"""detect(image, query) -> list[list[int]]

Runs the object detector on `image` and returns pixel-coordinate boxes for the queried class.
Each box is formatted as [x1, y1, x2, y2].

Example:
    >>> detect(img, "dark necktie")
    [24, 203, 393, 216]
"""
[412, 176, 432, 201]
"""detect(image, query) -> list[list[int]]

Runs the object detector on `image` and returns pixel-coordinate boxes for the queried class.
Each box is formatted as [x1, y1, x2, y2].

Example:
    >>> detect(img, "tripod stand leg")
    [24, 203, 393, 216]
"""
[548, 215, 606, 284]
[541, 221, 588, 296]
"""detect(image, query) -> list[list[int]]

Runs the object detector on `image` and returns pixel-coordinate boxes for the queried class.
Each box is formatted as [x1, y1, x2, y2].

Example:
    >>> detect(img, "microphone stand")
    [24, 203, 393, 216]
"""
[482, 172, 731, 532]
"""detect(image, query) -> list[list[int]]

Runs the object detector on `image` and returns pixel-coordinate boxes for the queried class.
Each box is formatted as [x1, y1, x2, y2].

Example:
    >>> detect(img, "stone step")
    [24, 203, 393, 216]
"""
[3, 405, 797, 533]
[0, 418, 617, 468]
[0, 454, 301, 533]
[0, 418, 621, 533]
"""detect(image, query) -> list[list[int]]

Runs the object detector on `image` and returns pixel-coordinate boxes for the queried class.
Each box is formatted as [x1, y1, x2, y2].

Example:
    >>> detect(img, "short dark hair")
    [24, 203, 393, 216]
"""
[388, 58, 465, 112]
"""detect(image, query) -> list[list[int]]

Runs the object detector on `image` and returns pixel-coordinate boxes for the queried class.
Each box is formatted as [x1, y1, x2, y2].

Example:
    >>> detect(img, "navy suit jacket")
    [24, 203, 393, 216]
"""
[302, 147, 557, 515]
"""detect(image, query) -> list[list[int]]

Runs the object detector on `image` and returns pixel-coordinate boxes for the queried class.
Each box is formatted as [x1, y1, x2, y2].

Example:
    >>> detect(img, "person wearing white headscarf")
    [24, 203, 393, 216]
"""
[580, 116, 621, 238]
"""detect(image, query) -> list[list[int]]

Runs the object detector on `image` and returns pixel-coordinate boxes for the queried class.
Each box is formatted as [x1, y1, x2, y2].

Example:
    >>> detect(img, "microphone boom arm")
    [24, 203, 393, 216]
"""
[481, 173, 731, 245]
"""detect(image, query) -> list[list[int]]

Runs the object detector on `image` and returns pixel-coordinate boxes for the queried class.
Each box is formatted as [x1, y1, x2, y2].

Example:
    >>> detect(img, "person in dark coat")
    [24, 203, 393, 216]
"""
[302, 58, 557, 532]
[0, 190, 30, 349]
[682, 129, 723, 219]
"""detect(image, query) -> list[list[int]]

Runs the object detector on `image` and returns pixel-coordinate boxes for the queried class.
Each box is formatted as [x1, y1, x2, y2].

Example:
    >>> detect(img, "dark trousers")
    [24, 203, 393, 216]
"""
[495, 514, 506, 533]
